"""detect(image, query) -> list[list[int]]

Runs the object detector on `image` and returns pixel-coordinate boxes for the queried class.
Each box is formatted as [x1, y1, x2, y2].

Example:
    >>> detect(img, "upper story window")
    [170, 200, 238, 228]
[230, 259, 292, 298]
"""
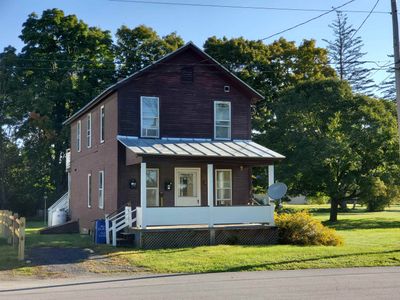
[141, 96, 159, 138]
[76, 120, 81, 152]
[87, 113, 92, 148]
[100, 105, 105, 143]
[214, 101, 231, 140]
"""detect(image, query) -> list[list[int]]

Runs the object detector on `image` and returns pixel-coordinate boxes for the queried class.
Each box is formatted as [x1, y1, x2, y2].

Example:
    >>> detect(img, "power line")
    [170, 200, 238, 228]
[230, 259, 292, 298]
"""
[260, 0, 356, 41]
[351, 0, 381, 40]
[7, 57, 393, 67]
[108, 0, 390, 15]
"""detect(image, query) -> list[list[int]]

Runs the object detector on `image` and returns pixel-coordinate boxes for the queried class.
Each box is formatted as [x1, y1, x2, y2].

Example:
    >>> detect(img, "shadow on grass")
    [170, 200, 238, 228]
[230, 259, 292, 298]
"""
[323, 218, 400, 230]
[221, 249, 400, 273]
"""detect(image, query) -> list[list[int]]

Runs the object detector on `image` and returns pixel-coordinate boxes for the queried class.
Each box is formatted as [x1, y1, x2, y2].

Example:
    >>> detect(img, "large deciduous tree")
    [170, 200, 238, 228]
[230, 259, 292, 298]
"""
[115, 25, 184, 78]
[203, 36, 335, 134]
[260, 79, 400, 221]
[1, 9, 116, 213]
[323, 11, 375, 95]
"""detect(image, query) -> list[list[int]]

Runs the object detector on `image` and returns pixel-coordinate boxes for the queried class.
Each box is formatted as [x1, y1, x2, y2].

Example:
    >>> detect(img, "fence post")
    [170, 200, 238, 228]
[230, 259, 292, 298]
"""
[7, 211, 12, 244]
[18, 217, 25, 261]
[0, 211, 3, 237]
[12, 213, 18, 247]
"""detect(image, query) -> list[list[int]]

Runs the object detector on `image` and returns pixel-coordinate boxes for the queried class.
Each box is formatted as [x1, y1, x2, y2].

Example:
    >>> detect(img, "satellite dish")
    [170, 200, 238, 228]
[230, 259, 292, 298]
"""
[267, 182, 288, 200]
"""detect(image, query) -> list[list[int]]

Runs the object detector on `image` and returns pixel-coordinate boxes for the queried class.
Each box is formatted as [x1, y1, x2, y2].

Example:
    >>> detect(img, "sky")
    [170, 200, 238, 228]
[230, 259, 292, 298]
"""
[0, 0, 395, 85]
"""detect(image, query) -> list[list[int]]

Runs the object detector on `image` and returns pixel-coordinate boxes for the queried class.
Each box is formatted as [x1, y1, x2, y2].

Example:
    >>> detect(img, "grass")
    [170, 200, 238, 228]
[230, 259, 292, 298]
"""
[0, 205, 399, 276]
[114, 204, 400, 273]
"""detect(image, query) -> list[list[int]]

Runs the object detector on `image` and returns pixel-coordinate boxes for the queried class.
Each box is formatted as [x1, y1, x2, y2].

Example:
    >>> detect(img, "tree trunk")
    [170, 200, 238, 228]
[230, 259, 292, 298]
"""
[330, 198, 339, 222]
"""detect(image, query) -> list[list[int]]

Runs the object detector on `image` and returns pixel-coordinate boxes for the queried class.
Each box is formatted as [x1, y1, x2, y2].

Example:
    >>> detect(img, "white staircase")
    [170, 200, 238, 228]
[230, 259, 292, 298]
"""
[48, 192, 69, 226]
[105, 206, 136, 246]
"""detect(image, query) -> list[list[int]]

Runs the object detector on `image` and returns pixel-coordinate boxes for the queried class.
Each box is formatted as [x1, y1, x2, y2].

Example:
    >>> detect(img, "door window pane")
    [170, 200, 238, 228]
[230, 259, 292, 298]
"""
[179, 173, 196, 197]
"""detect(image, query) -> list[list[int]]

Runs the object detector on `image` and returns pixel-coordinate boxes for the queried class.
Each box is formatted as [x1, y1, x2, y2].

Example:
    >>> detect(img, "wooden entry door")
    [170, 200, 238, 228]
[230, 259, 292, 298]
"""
[175, 168, 201, 206]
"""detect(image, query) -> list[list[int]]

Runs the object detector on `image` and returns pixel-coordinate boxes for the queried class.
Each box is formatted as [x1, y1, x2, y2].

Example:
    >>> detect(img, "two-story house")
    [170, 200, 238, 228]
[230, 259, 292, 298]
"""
[64, 42, 284, 248]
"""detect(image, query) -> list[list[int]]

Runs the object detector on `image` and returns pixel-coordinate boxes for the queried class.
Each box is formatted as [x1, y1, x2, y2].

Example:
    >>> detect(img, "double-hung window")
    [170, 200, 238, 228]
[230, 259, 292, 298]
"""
[100, 105, 105, 143]
[87, 173, 92, 208]
[215, 169, 232, 206]
[87, 113, 92, 148]
[146, 169, 159, 207]
[214, 101, 231, 140]
[76, 120, 81, 152]
[141, 96, 159, 138]
[98, 171, 104, 209]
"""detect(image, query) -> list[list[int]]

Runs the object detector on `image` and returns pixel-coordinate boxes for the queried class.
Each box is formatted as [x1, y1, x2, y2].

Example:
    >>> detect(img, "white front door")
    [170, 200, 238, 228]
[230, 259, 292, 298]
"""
[175, 168, 201, 206]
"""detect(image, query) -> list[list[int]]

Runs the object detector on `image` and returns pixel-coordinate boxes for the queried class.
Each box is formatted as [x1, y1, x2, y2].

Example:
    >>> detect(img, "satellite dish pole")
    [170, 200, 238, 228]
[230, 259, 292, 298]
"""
[390, 0, 400, 150]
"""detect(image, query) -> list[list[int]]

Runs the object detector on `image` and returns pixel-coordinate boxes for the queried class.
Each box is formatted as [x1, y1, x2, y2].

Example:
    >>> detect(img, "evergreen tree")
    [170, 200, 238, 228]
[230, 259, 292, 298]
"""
[379, 55, 396, 101]
[324, 11, 375, 95]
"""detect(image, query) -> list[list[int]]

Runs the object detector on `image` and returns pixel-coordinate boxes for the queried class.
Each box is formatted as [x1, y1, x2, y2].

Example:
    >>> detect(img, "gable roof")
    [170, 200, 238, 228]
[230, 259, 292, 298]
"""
[63, 42, 264, 125]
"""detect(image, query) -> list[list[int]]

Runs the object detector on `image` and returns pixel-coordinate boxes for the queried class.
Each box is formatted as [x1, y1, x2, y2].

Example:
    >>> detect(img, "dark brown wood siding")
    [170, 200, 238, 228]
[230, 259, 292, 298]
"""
[118, 48, 252, 139]
[117, 153, 252, 207]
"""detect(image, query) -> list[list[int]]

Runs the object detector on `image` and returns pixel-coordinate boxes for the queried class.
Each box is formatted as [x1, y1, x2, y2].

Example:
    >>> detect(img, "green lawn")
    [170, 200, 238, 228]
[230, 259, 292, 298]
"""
[0, 205, 399, 276]
[114, 204, 400, 273]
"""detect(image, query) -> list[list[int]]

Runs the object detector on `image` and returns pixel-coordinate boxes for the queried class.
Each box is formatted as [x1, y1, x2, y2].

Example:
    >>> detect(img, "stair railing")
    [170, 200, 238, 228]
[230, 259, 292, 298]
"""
[105, 206, 136, 246]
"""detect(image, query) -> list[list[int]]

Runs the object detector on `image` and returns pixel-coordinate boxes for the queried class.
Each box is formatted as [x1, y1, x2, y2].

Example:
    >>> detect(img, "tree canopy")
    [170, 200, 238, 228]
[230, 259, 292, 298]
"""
[260, 79, 400, 221]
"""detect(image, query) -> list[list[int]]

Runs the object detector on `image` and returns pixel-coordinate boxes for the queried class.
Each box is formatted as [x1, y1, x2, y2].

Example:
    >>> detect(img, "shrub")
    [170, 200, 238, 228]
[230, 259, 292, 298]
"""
[275, 211, 343, 246]
[361, 177, 400, 211]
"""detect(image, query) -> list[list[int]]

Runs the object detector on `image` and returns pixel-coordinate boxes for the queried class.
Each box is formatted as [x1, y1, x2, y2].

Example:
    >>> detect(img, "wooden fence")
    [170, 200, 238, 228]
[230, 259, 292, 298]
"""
[0, 210, 26, 261]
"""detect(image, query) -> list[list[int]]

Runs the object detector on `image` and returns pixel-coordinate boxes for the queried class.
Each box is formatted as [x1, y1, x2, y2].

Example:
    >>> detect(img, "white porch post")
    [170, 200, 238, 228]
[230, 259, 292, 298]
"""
[207, 164, 214, 227]
[268, 164, 275, 186]
[268, 164, 275, 202]
[140, 162, 147, 228]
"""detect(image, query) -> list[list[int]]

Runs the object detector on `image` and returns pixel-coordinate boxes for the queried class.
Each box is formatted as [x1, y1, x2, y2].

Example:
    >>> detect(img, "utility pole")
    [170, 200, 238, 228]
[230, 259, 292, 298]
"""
[391, 0, 400, 149]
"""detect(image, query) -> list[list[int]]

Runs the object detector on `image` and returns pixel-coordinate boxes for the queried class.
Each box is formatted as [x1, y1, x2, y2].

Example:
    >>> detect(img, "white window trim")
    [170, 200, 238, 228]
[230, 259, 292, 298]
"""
[100, 105, 105, 143]
[77, 120, 81, 152]
[214, 101, 231, 140]
[87, 113, 92, 148]
[146, 168, 159, 207]
[98, 170, 104, 209]
[140, 96, 160, 138]
[215, 169, 232, 206]
[87, 173, 92, 208]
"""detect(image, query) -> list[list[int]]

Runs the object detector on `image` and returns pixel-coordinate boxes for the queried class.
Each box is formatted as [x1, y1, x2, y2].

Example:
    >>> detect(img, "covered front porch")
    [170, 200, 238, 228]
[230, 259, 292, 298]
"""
[119, 136, 284, 228]
[136, 162, 276, 228]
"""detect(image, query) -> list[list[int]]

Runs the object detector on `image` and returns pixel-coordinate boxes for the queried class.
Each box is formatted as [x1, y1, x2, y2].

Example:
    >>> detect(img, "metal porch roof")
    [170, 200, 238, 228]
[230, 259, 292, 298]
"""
[118, 136, 285, 160]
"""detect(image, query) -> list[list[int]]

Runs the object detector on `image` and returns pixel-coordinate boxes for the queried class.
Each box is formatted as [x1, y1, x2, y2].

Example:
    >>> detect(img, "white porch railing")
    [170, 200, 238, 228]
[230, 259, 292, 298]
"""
[105, 206, 136, 246]
[136, 205, 275, 228]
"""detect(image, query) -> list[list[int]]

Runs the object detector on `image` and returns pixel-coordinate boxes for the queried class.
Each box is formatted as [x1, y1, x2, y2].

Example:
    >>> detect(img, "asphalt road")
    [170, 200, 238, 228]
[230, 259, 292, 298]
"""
[1, 267, 399, 299]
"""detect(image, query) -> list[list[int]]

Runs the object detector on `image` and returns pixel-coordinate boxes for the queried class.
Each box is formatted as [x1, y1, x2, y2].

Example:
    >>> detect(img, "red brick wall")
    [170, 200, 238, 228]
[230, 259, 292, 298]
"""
[69, 92, 119, 232]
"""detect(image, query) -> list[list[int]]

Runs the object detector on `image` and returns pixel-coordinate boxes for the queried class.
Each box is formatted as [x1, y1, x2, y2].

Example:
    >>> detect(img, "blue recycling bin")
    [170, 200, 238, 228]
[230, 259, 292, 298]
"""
[95, 219, 106, 244]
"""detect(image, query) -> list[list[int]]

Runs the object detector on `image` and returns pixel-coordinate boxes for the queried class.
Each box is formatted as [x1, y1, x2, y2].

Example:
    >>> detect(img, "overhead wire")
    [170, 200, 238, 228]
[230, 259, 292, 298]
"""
[260, 0, 356, 40]
[108, 0, 390, 15]
[350, 0, 381, 40]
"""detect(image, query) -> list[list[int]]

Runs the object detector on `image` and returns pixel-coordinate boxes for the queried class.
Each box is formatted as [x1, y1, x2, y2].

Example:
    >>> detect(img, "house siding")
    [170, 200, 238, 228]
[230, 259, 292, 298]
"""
[118, 152, 251, 208]
[69, 92, 119, 232]
[118, 48, 252, 140]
